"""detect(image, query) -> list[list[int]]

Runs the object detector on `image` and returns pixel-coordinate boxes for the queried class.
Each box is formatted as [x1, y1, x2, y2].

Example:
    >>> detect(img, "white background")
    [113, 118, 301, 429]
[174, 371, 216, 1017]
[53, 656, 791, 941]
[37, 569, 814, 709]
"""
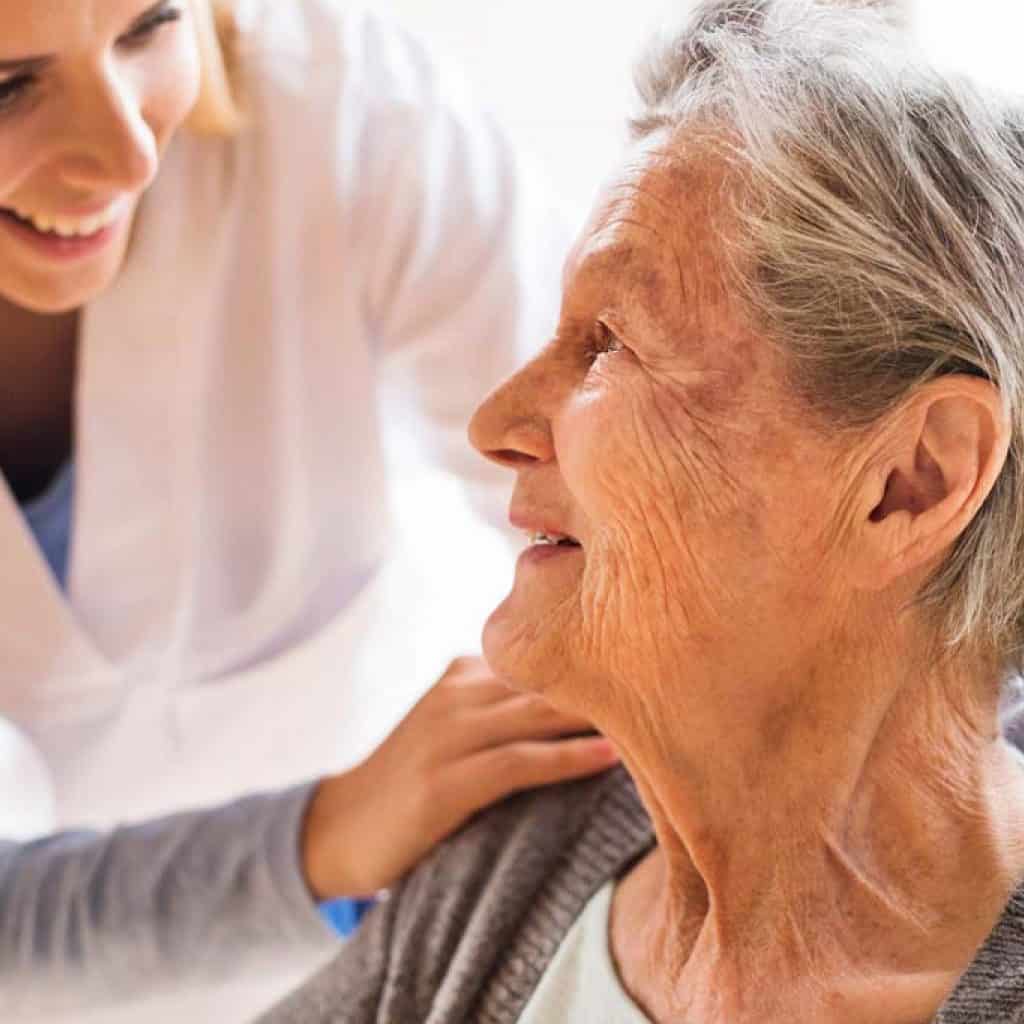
[379, 0, 1024, 227]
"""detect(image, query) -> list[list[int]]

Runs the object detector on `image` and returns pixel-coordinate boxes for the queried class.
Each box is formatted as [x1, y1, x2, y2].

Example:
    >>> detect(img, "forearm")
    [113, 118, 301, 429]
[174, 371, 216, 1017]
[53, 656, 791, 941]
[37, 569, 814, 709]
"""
[0, 784, 337, 1015]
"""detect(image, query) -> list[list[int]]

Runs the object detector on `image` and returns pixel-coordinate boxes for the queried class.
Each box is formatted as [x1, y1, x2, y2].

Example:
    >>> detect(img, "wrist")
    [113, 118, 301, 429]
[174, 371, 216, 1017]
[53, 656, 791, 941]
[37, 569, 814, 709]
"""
[300, 770, 366, 901]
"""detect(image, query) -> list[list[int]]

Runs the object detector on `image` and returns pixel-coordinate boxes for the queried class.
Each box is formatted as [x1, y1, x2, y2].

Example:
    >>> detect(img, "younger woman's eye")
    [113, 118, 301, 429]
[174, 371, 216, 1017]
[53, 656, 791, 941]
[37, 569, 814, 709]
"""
[120, 4, 184, 46]
[0, 74, 35, 114]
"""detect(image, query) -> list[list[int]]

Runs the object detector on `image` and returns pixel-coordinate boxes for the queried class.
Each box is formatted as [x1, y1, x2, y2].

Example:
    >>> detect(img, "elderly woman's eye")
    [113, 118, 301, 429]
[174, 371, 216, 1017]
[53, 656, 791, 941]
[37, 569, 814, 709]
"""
[590, 323, 624, 360]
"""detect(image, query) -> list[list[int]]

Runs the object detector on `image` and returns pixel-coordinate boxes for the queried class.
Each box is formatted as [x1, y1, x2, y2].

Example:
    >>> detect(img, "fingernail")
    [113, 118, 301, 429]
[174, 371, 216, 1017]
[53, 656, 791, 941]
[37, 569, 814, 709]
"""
[592, 738, 620, 761]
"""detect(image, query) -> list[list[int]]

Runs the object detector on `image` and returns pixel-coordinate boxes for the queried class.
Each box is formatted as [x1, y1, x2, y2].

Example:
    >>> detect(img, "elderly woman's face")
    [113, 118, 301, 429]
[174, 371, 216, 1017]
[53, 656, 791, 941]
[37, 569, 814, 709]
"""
[470, 147, 855, 730]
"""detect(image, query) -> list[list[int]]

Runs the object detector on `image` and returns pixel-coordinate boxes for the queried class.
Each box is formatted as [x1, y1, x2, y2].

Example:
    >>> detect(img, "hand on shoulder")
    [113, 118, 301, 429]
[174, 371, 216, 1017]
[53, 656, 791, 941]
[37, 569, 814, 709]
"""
[300, 656, 618, 900]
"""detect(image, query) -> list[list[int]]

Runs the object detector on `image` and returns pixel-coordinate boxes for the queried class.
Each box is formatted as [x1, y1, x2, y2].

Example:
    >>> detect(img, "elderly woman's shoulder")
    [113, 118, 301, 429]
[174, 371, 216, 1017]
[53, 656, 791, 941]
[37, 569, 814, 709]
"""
[939, 882, 1024, 1022]
[402, 763, 651, 920]
[259, 766, 653, 1024]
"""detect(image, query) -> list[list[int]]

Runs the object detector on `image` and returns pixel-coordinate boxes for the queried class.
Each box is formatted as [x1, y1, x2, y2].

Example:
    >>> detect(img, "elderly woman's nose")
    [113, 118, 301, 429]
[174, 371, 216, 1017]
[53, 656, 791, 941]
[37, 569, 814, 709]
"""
[59, 73, 159, 195]
[469, 369, 555, 468]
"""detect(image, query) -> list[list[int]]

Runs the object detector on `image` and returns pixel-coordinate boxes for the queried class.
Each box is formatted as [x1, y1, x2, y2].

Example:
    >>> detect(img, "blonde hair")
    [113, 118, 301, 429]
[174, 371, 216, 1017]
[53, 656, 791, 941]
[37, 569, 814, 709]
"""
[186, 0, 243, 136]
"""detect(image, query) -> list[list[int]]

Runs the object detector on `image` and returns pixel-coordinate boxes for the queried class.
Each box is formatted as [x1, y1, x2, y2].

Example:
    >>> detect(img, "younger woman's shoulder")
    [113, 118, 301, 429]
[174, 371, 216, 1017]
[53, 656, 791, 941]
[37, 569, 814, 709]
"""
[229, 0, 464, 114]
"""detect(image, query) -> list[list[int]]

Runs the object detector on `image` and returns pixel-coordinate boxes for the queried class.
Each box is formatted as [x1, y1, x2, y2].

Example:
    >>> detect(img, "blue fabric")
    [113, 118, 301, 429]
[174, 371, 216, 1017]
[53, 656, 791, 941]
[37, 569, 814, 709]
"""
[20, 461, 74, 588]
[319, 897, 375, 937]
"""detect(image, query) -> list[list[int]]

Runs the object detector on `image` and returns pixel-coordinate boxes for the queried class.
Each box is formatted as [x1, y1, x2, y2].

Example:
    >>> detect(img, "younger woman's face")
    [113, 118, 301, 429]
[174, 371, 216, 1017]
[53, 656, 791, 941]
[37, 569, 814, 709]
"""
[0, 1, 201, 314]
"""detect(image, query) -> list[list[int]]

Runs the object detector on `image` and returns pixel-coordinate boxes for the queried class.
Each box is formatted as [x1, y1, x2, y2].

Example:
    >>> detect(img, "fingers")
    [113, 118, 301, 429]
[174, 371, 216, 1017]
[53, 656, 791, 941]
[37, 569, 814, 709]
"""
[431, 656, 589, 726]
[424, 655, 597, 754]
[463, 695, 597, 750]
[449, 735, 620, 818]
[430, 657, 517, 706]
[435, 674, 520, 707]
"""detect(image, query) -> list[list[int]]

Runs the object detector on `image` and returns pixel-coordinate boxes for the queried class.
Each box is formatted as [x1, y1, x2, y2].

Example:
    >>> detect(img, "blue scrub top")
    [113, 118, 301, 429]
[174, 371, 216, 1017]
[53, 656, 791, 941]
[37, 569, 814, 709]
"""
[20, 461, 74, 588]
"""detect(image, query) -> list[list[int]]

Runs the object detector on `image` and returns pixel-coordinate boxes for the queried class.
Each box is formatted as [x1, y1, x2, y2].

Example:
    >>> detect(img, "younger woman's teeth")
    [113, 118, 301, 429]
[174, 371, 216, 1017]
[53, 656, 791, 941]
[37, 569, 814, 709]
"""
[9, 201, 125, 239]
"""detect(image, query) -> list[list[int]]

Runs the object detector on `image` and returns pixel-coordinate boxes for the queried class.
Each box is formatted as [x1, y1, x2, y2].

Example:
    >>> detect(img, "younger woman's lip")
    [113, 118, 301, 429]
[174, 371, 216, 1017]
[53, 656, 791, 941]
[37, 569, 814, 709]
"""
[0, 206, 125, 263]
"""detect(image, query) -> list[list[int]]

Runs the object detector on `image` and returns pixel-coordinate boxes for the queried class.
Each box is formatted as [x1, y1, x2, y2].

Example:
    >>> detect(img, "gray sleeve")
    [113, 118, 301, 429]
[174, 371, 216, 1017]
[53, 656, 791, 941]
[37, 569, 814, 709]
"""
[0, 783, 340, 1016]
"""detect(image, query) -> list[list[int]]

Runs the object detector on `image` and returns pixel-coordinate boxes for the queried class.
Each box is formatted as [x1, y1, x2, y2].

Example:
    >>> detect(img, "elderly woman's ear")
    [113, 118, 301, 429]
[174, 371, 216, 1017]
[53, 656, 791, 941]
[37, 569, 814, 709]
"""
[856, 374, 1010, 588]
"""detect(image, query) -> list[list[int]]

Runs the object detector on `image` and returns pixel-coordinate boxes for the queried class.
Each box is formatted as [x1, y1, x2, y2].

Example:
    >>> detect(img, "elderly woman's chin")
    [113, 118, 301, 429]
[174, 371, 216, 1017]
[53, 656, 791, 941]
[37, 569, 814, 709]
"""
[481, 556, 582, 699]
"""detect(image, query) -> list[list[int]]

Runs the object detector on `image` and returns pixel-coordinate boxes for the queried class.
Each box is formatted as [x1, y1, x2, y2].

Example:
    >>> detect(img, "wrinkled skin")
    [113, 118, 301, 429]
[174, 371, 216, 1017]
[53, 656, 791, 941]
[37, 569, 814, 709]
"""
[472, 143, 855, 755]
[470, 139, 1024, 1024]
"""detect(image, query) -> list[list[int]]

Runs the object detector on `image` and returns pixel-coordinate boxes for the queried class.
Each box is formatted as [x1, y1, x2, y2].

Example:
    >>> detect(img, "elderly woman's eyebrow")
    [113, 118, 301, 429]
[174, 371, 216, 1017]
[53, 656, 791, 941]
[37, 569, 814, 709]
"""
[578, 232, 691, 334]
[582, 228, 676, 280]
[0, 55, 53, 74]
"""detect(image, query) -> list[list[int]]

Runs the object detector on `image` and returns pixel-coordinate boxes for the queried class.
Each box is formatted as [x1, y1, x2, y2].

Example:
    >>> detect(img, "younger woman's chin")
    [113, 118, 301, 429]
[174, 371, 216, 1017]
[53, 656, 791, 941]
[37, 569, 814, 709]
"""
[0, 252, 127, 314]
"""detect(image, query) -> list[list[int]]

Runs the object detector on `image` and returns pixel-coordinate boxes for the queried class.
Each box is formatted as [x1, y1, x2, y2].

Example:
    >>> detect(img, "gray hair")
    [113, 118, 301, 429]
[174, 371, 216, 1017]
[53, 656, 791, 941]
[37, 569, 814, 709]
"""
[632, 0, 1024, 670]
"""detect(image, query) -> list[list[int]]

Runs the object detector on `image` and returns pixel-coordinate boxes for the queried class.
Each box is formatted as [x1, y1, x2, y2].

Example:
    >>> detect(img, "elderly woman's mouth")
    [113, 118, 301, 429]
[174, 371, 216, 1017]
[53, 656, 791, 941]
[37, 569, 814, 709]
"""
[521, 531, 583, 564]
[528, 532, 581, 548]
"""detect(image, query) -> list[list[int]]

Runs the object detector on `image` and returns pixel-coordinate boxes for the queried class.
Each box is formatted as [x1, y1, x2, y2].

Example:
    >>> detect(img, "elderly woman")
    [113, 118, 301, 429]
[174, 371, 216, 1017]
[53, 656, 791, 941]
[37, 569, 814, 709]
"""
[264, 2, 1024, 1022]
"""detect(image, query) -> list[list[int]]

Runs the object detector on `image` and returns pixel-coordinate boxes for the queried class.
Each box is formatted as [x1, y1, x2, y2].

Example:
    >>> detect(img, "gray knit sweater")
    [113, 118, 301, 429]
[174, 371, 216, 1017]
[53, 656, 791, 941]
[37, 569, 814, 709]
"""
[263, 766, 1024, 1024]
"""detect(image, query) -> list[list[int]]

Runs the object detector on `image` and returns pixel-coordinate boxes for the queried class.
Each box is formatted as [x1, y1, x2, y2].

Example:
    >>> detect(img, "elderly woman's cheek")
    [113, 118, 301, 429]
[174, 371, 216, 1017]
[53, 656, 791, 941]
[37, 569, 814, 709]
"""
[566, 440, 723, 677]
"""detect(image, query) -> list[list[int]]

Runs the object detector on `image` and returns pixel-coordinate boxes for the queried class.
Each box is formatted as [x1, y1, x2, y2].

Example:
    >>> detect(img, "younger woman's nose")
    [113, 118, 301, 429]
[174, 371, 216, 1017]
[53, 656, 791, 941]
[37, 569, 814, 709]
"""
[58, 69, 158, 196]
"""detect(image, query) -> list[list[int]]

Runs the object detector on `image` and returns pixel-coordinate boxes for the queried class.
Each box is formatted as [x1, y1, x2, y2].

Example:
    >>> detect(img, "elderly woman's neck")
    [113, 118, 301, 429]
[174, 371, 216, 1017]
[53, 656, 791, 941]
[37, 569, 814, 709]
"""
[610, 653, 1024, 1024]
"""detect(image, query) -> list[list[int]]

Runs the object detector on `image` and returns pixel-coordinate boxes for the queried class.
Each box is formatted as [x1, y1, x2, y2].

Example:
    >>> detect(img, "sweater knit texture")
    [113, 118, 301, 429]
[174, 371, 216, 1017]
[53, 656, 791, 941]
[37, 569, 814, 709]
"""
[262, 766, 1024, 1023]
